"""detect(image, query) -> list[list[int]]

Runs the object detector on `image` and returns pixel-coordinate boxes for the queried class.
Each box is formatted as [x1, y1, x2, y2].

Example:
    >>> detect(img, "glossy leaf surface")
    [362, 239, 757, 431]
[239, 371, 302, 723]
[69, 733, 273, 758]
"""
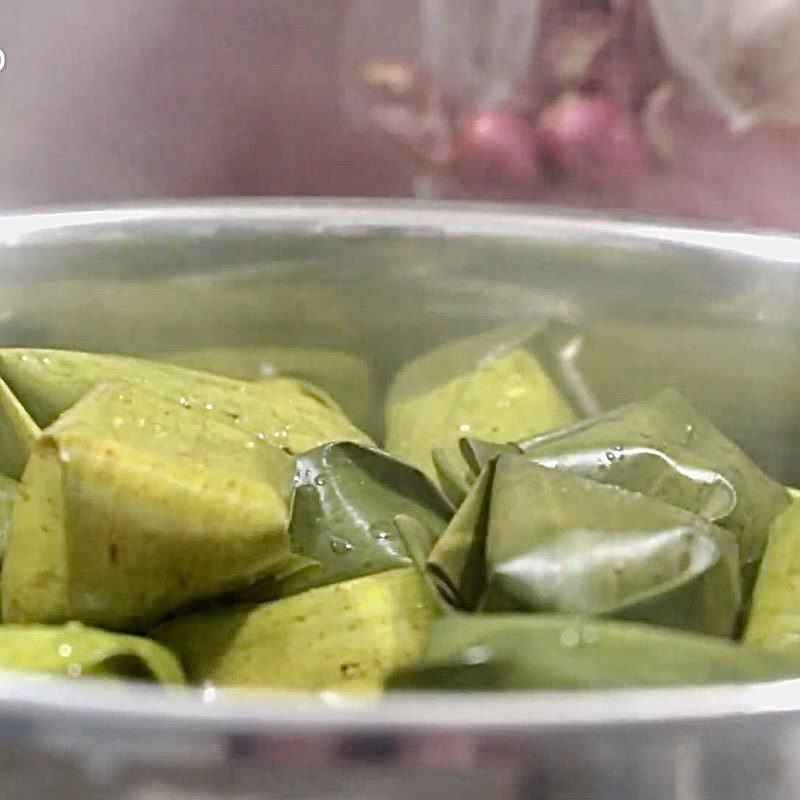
[389, 614, 800, 690]
[515, 389, 789, 575]
[273, 442, 452, 597]
[430, 456, 741, 636]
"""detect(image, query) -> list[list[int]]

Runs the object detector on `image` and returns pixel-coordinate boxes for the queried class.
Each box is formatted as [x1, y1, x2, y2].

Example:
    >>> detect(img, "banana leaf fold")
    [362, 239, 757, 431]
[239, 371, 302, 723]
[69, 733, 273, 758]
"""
[384, 322, 594, 481]
[0, 377, 39, 480]
[254, 442, 452, 599]
[461, 388, 789, 585]
[154, 566, 434, 692]
[0, 348, 372, 455]
[429, 455, 741, 636]
[0, 621, 184, 683]
[2, 380, 292, 631]
[388, 614, 800, 690]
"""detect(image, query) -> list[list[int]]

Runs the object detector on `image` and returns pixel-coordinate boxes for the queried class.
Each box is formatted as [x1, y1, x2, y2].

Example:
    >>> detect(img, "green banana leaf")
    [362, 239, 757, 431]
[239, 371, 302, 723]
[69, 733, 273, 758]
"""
[429, 456, 741, 636]
[384, 322, 591, 481]
[0, 621, 184, 683]
[157, 345, 376, 430]
[153, 566, 434, 692]
[0, 377, 40, 480]
[2, 380, 291, 631]
[462, 388, 788, 583]
[0, 474, 18, 563]
[257, 442, 452, 599]
[519, 388, 788, 576]
[431, 447, 473, 508]
[388, 614, 800, 690]
[744, 496, 800, 653]
[0, 349, 372, 455]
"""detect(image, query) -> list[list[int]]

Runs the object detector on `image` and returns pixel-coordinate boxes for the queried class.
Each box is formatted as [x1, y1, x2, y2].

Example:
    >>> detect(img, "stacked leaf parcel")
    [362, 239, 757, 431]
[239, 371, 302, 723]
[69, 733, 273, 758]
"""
[0, 323, 798, 693]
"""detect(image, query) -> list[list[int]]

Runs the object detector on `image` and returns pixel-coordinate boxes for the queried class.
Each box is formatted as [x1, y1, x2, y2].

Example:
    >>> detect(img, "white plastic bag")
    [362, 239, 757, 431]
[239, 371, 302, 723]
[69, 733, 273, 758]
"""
[342, 0, 540, 120]
[340, 0, 542, 193]
[648, 0, 800, 128]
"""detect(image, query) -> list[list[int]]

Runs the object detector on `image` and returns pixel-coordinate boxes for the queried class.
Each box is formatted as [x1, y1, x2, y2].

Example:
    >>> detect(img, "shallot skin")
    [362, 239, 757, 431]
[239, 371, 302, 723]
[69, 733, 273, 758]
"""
[537, 92, 648, 189]
[454, 110, 541, 187]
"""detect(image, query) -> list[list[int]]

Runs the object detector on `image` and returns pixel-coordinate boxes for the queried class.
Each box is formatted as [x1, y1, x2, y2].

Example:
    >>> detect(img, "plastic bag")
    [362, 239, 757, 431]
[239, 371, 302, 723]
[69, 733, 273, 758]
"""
[342, 0, 540, 121]
[648, 0, 800, 128]
[341, 0, 541, 189]
[341, 1, 656, 198]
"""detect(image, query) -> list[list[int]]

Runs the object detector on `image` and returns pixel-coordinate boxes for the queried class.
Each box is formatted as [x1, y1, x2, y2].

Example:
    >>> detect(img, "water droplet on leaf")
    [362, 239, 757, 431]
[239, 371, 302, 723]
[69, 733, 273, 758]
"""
[560, 628, 580, 647]
[329, 536, 353, 555]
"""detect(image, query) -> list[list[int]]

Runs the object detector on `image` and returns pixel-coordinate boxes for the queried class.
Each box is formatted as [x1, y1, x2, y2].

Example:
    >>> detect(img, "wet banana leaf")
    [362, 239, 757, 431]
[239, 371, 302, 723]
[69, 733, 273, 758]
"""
[0, 349, 372, 455]
[388, 614, 800, 690]
[384, 322, 591, 481]
[0, 621, 184, 683]
[510, 388, 789, 580]
[432, 447, 472, 508]
[154, 567, 434, 692]
[459, 438, 522, 475]
[0, 474, 18, 563]
[260, 442, 452, 599]
[0, 377, 39, 480]
[2, 380, 291, 631]
[428, 464, 494, 609]
[744, 496, 800, 653]
[158, 345, 376, 430]
[429, 456, 741, 636]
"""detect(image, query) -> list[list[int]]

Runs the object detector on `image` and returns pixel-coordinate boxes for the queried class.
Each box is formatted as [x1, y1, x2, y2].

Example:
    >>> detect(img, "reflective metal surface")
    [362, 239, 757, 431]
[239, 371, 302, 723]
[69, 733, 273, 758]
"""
[0, 199, 799, 799]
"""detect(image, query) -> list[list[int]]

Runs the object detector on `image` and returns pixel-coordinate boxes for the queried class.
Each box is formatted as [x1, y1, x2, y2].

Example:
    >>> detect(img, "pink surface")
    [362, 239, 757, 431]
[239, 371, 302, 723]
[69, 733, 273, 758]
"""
[1, 1, 800, 231]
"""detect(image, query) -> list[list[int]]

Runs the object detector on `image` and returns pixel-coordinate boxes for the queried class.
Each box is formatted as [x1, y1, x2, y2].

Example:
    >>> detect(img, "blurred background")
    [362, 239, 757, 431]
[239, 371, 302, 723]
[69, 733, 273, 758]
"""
[3, 0, 800, 229]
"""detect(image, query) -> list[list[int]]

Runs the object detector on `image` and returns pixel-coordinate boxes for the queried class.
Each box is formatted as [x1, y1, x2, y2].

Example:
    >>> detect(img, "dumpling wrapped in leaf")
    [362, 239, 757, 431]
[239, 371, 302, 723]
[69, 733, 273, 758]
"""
[461, 388, 789, 584]
[384, 323, 592, 482]
[245, 442, 452, 600]
[154, 567, 434, 693]
[2, 380, 292, 631]
[429, 456, 741, 636]
[0, 621, 183, 683]
[0, 348, 372, 455]
[388, 614, 800, 691]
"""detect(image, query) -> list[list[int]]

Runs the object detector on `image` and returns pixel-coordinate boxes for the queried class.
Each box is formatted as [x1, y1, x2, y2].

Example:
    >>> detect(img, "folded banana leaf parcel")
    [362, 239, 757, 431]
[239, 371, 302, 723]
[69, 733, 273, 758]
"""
[0, 348, 451, 689]
[0, 330, 794, 695]
[153, 441, 452, 692]
[389, 613, 800, 691]
[384, 322, 597, 488]
[2, 378, 295, 631]
[429, 455, 742, 636]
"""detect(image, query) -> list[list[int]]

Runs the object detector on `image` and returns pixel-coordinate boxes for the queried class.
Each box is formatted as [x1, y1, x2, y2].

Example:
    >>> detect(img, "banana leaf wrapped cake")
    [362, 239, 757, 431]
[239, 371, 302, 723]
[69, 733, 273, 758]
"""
[0, 325, 796, 693]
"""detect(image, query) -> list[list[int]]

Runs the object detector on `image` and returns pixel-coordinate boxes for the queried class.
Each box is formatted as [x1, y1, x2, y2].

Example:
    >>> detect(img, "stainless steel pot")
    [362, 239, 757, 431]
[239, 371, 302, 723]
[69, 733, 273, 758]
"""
[0, 199, 799, 800]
